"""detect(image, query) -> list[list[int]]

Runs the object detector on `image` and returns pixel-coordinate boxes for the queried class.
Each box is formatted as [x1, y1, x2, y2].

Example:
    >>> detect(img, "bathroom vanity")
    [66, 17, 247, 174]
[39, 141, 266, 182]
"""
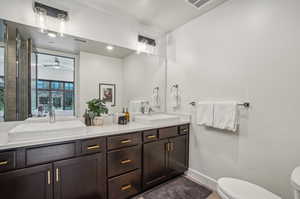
[0, 123, 189, 199]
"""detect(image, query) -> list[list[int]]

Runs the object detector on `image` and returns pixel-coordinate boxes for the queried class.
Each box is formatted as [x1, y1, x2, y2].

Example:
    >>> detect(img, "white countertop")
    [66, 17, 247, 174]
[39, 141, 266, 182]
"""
[0, 119, 190, 151]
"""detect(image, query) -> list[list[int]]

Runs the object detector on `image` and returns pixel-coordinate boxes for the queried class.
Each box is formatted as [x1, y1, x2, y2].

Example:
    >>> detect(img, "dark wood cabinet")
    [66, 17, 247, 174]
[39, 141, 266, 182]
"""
[54, 153, 106, 199]
[0, 124, 189, 199]
[168, 135, 188, 177]
[143, 127, 189, 190]
[0, 163, 52, 199]
[108, 169, 141, 199]
[143, 139, 169, 189]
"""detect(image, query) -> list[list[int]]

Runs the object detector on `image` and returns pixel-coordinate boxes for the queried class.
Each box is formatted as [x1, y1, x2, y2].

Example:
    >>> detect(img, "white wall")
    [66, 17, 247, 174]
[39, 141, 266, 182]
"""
[167, 0, 300, 198]
[123, 53, 166, 111]
[0, 0, 163, 51]
[78, 52, 123, 116]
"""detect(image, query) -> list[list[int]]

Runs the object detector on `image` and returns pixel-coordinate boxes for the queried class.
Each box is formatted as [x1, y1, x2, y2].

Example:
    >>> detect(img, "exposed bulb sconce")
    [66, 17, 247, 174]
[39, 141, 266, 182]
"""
[33, 2, 68, 37]
[137, 35, 156, 55]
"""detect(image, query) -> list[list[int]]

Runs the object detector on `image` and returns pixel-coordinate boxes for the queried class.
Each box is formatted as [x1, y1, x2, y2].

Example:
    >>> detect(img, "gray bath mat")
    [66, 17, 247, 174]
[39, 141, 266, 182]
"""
[132, 177, 212, 199]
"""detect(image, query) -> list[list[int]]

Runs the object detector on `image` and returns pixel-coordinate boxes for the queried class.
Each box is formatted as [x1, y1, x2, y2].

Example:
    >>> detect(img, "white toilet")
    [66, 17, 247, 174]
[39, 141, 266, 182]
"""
[217, 178, 281, 199]
[291, 167, 300, 199]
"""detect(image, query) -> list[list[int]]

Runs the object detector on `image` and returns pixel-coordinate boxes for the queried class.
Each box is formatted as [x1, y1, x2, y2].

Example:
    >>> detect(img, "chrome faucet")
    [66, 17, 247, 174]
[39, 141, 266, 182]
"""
[141, 101, 153, 115]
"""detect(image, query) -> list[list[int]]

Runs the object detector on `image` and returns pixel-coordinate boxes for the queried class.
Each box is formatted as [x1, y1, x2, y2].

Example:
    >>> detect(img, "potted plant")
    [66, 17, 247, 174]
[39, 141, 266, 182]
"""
[86, 98, 108, 126]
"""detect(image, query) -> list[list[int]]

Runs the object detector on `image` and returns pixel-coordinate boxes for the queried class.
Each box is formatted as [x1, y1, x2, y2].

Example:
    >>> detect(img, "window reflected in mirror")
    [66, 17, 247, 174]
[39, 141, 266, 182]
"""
[34, 53, 75, 117]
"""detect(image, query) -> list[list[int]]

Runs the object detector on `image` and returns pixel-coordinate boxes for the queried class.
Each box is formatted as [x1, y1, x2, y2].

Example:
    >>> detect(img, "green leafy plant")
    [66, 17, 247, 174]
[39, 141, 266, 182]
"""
[86, 98, 108, 116]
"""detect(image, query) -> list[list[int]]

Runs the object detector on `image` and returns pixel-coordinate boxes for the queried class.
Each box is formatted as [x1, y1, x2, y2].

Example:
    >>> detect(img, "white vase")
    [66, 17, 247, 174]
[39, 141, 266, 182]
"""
[93, 116, 104, 126]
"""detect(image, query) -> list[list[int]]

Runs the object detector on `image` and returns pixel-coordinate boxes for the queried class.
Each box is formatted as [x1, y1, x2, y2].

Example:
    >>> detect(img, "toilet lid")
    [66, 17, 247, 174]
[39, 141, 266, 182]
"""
[217, 178, 281, 199]
[291, 167, 300, 190]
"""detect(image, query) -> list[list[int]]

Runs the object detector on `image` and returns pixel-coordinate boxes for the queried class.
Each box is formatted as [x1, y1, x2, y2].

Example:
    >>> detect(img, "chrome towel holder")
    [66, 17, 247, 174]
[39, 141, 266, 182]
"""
[189, 101, 250, 108]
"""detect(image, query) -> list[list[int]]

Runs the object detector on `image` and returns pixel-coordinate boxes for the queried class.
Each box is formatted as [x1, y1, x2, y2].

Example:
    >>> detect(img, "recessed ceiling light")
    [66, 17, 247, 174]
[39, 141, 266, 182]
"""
[106, 45, 114, 51]
[48, 32, 57, 38]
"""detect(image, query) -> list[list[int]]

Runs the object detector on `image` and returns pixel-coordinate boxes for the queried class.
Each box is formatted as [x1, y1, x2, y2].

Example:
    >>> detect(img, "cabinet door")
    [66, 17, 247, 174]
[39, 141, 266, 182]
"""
[168, 135, 188, 177]
[0, 164, 52, 199]
[54, 153, 106, 199]
[143, 139, 169, 190]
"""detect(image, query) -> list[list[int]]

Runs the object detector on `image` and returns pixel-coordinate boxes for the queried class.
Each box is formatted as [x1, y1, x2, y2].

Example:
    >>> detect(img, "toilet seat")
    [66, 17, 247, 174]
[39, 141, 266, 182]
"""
[217, 178, 281, 199]
[291, 167, 300, 190]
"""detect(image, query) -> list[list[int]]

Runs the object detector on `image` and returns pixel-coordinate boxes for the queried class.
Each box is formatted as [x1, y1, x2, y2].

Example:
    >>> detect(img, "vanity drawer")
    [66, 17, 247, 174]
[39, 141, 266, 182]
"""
[159, 127, 178, 139]
[107, 133, 141, 150]
[108, 145, 141, 177]
[179, 125, 189, 135]
[0, 151, 16, 172]
[26, 143, 76, 166]
[108, 169, 141, 199]
[143, 129, 158, 143]
[80, 137, 106, 155]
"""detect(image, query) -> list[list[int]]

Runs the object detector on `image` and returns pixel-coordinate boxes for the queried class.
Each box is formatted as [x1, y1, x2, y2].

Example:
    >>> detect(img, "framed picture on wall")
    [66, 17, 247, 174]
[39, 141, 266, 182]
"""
[99, 83, 116, 106]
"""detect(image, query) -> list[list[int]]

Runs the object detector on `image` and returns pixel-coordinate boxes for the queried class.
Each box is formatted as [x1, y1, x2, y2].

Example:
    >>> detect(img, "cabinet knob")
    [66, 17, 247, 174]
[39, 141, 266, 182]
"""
[121, 139, 132, 144]
[0, 161, 8, 166]
[147, 135, 156, 139]
[121, 184, 132, 191]
[87, 145, 100, 150]
[120, 159, 132, 164]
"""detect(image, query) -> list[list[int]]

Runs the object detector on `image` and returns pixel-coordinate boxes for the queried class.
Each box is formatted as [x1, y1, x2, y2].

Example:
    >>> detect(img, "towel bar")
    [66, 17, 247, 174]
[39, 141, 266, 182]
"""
[189, 101, 250, 108]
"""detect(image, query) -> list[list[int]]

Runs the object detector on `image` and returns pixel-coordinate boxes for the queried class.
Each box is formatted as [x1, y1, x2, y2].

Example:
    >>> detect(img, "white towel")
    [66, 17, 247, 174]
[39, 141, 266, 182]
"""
[213, 101, 238, 132]
[197, 101, 214, 126]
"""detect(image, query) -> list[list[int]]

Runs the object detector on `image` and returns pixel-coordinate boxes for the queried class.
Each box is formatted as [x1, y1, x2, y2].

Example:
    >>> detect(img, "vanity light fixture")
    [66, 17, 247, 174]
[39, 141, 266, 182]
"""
[106, 45, 114, 51]
[137, 35, 156, 54]
[33, 2, 68, 36]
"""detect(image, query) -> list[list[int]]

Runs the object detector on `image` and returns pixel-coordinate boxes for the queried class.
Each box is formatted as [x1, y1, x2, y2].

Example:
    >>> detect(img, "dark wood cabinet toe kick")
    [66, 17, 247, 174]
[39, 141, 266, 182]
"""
[0, 124, 189, 199]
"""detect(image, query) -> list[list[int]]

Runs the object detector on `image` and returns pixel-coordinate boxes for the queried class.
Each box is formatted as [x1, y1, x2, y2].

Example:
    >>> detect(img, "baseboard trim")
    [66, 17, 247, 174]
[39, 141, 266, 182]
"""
[185, 168, 218, 191]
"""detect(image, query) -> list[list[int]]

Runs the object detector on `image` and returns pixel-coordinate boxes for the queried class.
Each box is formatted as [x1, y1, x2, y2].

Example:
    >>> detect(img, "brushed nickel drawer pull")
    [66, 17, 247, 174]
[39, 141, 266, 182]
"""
[121, 184, 132, 191]
[47, 170, 51, 185]
[121, 159, 132, 164]
[56, 168, 60, 182]
[183, 129, 188, 132]
[121, 139, 132, 144]
[147, 135, 156, 139]
[87, 145, 100, 150]
[166, 143, 170, 152]
[0, 161, 8, 166]
[170, 142, 174, 151]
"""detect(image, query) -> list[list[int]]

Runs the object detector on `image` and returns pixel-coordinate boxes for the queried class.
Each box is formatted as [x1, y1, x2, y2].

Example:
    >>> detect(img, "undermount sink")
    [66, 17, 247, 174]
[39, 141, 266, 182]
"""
[10, 120, 86, 134]
[134, 114, 180, 124]
[25, 116, 77, 123]
[9, 120, 87, 141]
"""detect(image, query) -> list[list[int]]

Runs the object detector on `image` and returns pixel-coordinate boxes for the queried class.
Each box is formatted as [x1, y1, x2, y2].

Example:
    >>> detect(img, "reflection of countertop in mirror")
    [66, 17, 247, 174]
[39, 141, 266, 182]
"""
[0, 116, 190, 151]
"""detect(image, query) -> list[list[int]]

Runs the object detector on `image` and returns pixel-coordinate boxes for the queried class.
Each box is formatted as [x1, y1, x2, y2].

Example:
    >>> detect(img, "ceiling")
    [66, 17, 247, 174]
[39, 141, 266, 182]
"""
[70, 0, 227, 32]
[14, 21, 134, 58]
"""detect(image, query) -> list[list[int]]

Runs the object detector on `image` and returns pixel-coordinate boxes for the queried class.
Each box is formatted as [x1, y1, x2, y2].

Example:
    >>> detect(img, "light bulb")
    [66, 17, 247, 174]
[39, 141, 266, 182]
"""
[58, 14, 66, 37]
[106, 45, 114, 51]
[36, 8, 47, 33]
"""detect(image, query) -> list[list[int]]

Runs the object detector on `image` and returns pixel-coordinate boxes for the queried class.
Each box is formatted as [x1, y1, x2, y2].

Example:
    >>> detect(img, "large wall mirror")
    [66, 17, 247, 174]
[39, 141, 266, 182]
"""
[0, 18, 166, 122]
